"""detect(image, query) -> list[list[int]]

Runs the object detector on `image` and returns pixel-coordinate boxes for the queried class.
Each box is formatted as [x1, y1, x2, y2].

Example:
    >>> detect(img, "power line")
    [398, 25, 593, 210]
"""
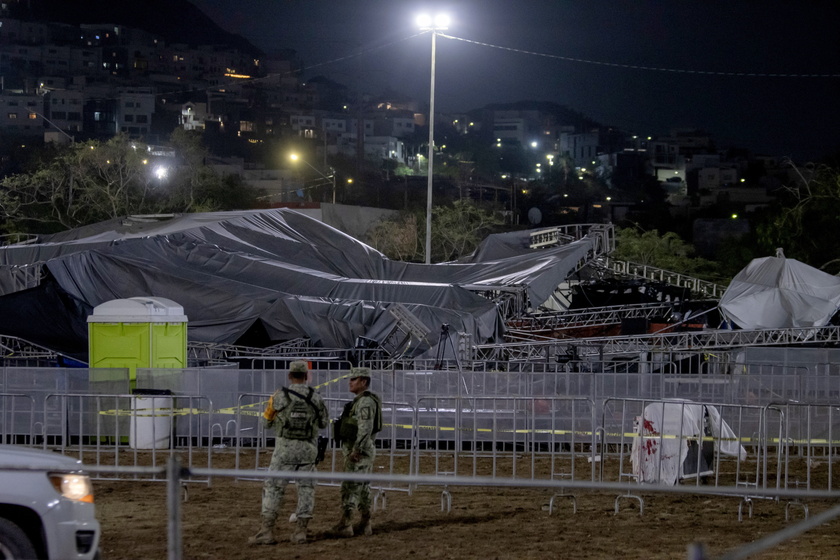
[440, 33, 840, 79]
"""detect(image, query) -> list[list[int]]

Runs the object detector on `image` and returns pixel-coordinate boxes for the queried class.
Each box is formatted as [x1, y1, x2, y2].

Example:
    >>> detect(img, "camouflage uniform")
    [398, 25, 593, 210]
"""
[339, 389, 381, 515]
[262, 381, 329, 524]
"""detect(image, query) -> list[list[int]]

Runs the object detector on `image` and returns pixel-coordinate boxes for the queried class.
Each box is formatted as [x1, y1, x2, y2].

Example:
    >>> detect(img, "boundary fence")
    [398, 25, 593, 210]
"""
[2, 365, 839, 549]
[2, 384, 837, 506]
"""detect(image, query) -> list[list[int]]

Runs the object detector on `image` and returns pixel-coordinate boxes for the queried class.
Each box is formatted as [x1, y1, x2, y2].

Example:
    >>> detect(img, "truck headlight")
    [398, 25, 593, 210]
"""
[49, 473, 94, 503]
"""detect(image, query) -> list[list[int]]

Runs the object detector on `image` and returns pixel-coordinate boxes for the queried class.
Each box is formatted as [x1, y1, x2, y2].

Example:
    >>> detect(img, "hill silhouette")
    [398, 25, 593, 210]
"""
[6, 0, 261, 56]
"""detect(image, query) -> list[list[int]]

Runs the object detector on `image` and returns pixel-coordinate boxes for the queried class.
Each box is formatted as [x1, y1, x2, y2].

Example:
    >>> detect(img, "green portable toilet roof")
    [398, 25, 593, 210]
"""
[87, 297, 188, 323]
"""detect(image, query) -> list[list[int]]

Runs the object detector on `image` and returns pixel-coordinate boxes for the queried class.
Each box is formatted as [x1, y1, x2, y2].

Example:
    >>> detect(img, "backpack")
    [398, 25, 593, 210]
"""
[279, 386, 317, 440]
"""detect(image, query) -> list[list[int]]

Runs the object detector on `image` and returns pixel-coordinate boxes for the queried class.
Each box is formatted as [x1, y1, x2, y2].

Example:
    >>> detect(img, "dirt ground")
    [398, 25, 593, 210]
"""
[92, 451, 839, 560]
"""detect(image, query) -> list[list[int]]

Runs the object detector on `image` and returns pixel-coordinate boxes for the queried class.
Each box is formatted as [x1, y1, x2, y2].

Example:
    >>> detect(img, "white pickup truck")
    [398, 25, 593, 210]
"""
[0, 445, 101, 559]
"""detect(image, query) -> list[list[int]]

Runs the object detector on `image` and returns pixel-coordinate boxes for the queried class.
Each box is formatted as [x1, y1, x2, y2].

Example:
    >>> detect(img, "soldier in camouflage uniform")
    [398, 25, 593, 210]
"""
[249, 361, 329, 545]
[332, 367, 382, 537]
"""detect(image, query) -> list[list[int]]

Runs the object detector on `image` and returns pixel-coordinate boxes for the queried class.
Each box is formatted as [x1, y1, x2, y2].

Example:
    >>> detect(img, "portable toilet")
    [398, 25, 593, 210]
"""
[87, 297, 188, 386]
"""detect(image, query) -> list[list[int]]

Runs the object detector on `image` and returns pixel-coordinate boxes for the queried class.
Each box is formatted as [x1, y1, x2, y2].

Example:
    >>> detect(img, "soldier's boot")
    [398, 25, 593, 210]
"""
[290, 517, 309, 544]
[248, 517, 277, 545]
[354, 510, 373, 536]
[331, 510, 355, 538]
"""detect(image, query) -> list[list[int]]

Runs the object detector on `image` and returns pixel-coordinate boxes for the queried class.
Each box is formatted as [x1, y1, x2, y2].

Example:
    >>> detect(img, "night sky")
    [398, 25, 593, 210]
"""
[191, 0, 840, 161]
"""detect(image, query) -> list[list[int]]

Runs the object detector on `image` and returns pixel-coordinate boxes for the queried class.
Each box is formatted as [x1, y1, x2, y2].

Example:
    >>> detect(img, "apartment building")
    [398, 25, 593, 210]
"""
[115, 87, 155, 137]
[0, 90, 41, 136]
[45, 88, 84, 136]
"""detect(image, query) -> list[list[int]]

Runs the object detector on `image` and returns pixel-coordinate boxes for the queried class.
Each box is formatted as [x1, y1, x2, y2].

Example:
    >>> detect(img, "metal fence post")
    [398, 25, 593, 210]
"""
[167, 456, 183, 560]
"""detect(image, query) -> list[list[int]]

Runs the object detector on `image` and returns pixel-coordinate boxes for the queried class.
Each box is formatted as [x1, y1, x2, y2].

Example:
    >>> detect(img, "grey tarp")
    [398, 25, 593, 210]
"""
[0, 208, 596, 357]
[719, 255, 840, 329]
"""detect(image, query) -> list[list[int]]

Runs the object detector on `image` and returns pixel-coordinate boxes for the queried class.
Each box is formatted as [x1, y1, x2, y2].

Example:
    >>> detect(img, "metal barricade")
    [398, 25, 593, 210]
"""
[0, 392, 36, 444]
[41, 392, 215, 485]
[413, 396, 597, 511]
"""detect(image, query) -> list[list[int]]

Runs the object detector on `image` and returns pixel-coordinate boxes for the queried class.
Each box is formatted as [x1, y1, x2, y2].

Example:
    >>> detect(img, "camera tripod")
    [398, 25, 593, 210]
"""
[433, 323, 462, 371]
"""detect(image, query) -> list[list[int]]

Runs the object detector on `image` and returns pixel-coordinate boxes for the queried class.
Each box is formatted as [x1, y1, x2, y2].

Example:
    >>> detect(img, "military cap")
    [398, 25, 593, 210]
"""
[289, 360, 309, 374]
[349, 366, 371, 379]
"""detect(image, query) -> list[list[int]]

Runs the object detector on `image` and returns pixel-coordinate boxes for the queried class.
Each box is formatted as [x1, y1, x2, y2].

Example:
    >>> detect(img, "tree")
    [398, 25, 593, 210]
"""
[613, 226, 723, 282]
[0, 131, 262, 234]
[0, 134, 157, 232]
[433, 199, 506, 262]
[753, 161, 840, 273]
[366, 211, 421, 261]
[366, 200, 506, 262]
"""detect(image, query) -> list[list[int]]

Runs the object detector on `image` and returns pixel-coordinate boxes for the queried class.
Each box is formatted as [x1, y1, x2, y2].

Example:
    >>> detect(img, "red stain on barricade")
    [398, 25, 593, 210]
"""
[642, 418, 659, 456]
[533, 399, 551, 414]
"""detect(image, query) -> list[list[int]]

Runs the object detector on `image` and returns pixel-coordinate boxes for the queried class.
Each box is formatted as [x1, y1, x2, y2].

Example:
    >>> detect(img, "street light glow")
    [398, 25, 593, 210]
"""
[417, 13, 450, 29]
[289, 152, 337, 204]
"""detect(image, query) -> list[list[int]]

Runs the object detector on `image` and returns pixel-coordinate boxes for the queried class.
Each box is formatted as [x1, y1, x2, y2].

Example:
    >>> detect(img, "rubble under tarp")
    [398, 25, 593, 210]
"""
[0, 209, 598, 361]
[719, 254, 840, 329]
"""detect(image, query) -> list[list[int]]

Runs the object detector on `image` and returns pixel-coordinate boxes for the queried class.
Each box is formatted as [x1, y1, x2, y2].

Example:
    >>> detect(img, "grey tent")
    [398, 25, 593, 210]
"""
[719, 254, 840, 329]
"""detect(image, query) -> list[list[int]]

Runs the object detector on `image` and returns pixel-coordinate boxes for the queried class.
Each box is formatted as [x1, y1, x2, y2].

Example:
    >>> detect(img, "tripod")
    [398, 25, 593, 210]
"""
[433, 323, 461, 371]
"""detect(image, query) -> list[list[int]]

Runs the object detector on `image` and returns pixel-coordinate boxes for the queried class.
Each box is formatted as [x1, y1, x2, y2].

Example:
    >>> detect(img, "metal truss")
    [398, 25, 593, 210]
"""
[597, 256, 727, 299]
[186, 338, 313, 362]
[528, 223, 616, 254]
[506, 302, 675, 336]
[473, 324, 840, 362]
[0, 335, 71, 365]
[467, 224, 618, 319]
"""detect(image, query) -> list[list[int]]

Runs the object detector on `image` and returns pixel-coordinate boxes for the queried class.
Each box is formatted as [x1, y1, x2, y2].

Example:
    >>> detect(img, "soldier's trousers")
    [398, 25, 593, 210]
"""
[339, 449, 375, 513]
[262, 462, 316, 522]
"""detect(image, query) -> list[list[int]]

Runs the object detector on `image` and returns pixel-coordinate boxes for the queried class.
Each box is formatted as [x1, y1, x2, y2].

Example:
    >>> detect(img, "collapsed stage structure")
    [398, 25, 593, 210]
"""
[1, 207, 839, 375]
[0, 208, 614, 363]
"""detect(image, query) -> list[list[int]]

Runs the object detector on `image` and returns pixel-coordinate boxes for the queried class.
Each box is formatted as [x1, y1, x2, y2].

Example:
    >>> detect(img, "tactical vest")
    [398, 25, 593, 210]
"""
[334, 391, 382, 444]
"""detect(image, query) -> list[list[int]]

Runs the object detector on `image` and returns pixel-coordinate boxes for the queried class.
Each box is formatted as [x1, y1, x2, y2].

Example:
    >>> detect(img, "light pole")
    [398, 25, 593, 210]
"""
[417, 13, 449, 264]
[290, 153, 336, 204]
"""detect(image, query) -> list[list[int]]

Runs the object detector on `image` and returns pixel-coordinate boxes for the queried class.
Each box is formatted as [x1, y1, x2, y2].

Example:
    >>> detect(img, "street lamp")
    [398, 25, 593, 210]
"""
[289, 153, 337, 204]
[417, 13, 449, 264]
